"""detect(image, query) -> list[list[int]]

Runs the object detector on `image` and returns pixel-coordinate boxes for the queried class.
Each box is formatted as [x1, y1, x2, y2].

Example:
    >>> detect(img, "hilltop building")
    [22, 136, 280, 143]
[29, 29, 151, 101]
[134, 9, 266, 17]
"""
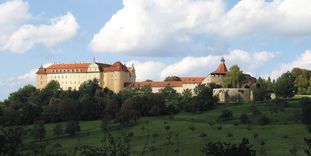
[36, 60, 136, 93]
[36, 57, 256, 102]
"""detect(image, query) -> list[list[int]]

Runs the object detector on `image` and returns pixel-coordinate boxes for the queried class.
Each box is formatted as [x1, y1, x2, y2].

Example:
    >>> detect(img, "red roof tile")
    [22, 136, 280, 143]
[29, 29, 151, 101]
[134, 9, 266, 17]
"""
[125, 81, 183, 87]
[37, 61, 130, 74]
[212, 58, 228, 75]
[180, 77, 205, 84]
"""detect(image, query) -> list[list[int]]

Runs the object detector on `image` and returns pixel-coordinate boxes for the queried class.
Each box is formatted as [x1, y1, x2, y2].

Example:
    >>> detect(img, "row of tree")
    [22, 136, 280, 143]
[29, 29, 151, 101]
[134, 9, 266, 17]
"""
[0, 79, 218, 126]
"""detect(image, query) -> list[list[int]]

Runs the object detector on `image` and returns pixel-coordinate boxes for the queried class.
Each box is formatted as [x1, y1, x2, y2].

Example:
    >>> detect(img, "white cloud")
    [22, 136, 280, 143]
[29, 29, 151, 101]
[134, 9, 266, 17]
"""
[0, 0, 31, 44]
[89, 0, 225, 55]
[0, 63, 51, 101]
[127, 50, 276, 81]
[213, 0, 311, 37]
[126, 60, 166, 81]
[90, 0, 311, 56]
[267, 50, 311, 79]
[2, 12, 79, 53]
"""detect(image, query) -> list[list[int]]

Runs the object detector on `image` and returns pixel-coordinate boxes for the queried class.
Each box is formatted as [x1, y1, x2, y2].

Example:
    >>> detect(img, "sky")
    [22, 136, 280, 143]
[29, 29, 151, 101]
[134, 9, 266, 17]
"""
[1, 0, 311, 100]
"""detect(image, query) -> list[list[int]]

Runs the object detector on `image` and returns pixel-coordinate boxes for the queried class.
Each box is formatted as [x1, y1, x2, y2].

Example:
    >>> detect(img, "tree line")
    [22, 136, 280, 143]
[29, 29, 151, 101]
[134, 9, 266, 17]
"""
[0, 79, 218, 126]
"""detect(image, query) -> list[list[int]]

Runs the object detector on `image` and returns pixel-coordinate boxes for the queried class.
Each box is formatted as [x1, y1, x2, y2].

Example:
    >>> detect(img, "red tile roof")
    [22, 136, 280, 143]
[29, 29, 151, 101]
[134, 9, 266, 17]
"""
[211, 58, 228, 75]
[125, 81, 183, 87]
[180, 77, 205, 84]
[37, 61, 131, 74]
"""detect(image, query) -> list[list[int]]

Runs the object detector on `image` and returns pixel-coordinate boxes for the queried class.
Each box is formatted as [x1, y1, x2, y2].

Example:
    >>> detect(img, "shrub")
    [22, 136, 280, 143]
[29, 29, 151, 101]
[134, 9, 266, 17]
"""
[253, 133, 258, 139]
[189, 125, 196, 131]
[217, 125, 222, 131]
[301, 98, 311, 124]
[240, 114, 250, 124]
[53, 123, 63, 136]
[201, 138, 256, 156]
[65, 120, 80, 136]
[199, 132, 207, 138]
[227, 132, 233, 138]
[219, 110, 233, 121]
[259, 115, 270, 126]
[32, 120, 46, 141]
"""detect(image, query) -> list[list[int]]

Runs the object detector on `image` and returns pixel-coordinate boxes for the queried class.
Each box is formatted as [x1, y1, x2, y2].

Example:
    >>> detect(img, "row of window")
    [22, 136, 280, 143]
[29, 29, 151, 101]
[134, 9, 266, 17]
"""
[51, 69, 83, 73]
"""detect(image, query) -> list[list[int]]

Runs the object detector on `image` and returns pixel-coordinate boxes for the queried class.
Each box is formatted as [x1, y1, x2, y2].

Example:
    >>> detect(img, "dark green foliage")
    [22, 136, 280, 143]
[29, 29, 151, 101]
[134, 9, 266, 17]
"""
[199, 132, 207, 138]
[223, 65, 244, 88]
[164, 76, 182, 81]
[191, 84, 218, 112]
[218, 110, 233, 121]
[305, 126, 311, 155]
[291, 68, 311, 95]
[274, 72, 296, 98]
[79, 79, 101, 97]
[53, 123, 63, 135]
[252, 77, 272, 101]
[0, 126, 24, 156]
[268, 99, 288, 114]
[258, 115, 270, 126]
[300, 98, 311, 124]
[65, 120, 80, 136]
[201, 138, 256, 156]
[240, 114, 250, 124]
[32, 120, 46, 141]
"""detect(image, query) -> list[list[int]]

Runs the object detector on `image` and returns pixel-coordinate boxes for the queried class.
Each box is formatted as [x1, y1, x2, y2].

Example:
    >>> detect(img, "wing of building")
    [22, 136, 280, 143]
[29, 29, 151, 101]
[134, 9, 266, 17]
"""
[36, 60, 136, 93]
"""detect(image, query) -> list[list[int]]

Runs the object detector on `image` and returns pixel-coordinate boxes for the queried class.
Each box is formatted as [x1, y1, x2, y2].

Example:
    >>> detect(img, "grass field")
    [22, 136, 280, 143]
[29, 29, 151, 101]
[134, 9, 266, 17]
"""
[23, 99, 309, 156]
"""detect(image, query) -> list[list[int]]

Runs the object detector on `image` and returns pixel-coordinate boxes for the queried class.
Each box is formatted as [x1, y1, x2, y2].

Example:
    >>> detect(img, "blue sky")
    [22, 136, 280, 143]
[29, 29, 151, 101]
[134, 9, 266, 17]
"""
[1, 0, 311, 100]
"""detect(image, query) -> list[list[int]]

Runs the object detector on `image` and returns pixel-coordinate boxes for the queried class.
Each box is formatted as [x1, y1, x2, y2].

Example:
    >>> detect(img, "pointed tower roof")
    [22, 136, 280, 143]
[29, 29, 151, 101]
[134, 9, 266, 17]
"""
[211, 57, 227, 75]
[36, 65, 47, 74]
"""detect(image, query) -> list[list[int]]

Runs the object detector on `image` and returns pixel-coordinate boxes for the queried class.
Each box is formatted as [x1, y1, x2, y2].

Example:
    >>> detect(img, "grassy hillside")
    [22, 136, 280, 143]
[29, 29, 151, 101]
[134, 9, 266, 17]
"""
[23, 99, 308, 156]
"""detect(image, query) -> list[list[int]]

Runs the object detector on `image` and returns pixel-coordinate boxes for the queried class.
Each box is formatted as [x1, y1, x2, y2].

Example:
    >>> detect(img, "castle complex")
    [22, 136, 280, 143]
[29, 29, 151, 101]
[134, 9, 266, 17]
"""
[36, 60, 136, 93]
[36, 58, 256, 102]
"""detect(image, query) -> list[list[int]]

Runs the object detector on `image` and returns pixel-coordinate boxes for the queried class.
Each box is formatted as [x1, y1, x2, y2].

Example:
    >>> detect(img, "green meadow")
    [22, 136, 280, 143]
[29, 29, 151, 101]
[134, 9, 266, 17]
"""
[23, 98, 308, 156]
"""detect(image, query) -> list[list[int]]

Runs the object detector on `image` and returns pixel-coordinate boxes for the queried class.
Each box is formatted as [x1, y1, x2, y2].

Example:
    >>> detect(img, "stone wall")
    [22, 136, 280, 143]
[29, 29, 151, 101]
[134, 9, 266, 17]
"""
[213, 88, 253, 103]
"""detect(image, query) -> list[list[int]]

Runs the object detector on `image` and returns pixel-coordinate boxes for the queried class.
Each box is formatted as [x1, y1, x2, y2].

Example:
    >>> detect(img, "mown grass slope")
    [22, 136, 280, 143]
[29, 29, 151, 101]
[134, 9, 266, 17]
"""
[23, 99, 308, 156]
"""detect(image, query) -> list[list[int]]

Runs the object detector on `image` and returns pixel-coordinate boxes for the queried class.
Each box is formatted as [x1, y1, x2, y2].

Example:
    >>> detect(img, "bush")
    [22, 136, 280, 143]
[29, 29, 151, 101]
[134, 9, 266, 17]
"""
[199, 132, 207, 138]
[53, 123, 63, 136]
[201, 138, 256, 156]
[32, 120, 46, 141]
[219, 110, 233, 121]
[240, 114, 250, 124]
[300, 98, 311, 124]
[189, 125, 196, 131]
[65, 120, 80, 136]
[227, 132, 233, 138]
[258, 115, 270, 126]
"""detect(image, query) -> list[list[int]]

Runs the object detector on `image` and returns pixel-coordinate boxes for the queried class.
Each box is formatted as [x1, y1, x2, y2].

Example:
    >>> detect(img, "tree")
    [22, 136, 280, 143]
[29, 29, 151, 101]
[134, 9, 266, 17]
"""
[201, 138, 256, 156]
[0, 126, 24, 156]
[32, 120, 46, 141]
[164, 76, 182, 81]
[305, 126, 311, 155]
[192, 85, 218, 112]
[274, 72, 295, 98]
[79, 79, 101, 97]
[65, 120, 80, 136]
[252, 77, 270, 101]
[291, 68, 311, 95]
[53, 123, 63, 135]
[224, 65, 244, 88]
